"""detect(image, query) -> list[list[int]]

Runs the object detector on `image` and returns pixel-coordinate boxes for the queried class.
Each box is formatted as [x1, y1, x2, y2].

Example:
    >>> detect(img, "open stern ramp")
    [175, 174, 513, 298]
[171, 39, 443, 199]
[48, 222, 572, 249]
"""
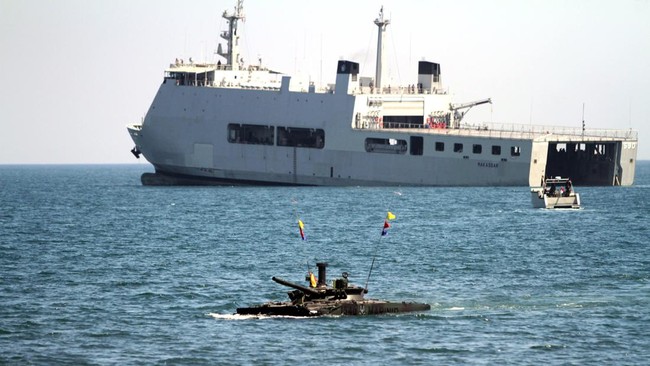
[529, 128, 637, 186]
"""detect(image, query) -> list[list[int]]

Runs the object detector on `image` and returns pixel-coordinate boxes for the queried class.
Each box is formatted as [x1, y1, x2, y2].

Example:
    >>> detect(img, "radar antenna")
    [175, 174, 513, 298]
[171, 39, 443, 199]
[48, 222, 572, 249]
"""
[217, 0, 245, 71]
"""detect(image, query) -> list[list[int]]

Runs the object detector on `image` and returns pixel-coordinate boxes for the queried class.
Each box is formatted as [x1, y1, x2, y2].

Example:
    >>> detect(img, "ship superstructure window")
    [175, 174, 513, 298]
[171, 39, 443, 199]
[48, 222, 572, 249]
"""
[410, 136, 423, 156]
[492, 145, 501, 155]
[227, 124, 274, 145]
[511, 146, 521, 156]
[277, 127, 325, 148]
[365, 138, 407, 154]
[454, 143, 463, 153]
[472, 144, 482, 154]
[167, 69, 215, 87]
[435, 142, 444, 152]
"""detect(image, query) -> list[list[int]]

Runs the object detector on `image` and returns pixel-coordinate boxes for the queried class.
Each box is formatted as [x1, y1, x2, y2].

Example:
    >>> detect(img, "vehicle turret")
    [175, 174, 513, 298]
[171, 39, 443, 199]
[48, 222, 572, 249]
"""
[272, 262, 365, 302]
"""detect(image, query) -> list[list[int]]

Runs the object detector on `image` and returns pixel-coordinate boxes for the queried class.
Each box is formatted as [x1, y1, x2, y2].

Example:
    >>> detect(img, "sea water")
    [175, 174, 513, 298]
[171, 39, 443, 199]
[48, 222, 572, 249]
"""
[1, 162, 649, 365]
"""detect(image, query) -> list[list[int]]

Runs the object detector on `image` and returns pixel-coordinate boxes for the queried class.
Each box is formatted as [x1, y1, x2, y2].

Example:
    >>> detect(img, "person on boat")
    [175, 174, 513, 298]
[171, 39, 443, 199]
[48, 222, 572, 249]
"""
[549, 183, 556, 196]
[566, 180, 573, 196]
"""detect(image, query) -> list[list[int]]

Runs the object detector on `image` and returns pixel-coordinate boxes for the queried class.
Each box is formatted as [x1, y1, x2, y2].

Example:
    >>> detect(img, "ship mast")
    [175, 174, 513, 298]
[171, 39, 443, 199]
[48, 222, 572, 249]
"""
[374, 6, 390, 91]
[218, 0, 245, 71]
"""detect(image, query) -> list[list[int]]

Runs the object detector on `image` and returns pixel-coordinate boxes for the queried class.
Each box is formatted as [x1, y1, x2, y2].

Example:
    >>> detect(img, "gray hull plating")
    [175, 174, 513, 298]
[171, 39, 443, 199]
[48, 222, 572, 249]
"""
[129, 82, 534, 186]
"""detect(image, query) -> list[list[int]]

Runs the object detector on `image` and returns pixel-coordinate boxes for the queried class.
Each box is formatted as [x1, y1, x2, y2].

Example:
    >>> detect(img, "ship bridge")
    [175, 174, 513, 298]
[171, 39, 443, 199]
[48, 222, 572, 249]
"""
[164, 61, 283, 89]
[165, 63, 216, 87]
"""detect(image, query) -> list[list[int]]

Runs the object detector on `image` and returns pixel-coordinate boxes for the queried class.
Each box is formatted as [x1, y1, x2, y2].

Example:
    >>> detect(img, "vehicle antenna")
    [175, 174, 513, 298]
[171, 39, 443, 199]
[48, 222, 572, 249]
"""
[364, 192, 401, 291]
[364, 247, 378, 292]
[292, 197, 313, 285]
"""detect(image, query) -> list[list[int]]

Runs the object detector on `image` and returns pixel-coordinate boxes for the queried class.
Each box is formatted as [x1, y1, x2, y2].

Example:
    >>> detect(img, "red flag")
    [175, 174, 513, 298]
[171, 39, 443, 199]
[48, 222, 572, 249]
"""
[381, 220, 390, 236]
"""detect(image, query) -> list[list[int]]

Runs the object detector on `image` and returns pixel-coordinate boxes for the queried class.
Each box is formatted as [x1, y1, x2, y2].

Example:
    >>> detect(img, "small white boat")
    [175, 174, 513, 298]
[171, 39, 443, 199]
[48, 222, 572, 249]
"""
[531, 177, 581, 209]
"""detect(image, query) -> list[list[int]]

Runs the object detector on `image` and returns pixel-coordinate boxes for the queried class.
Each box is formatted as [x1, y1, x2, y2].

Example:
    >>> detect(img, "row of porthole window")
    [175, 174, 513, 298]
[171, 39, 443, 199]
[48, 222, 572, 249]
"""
[363, 138, 522, 156]
[441, 142, 520, 156]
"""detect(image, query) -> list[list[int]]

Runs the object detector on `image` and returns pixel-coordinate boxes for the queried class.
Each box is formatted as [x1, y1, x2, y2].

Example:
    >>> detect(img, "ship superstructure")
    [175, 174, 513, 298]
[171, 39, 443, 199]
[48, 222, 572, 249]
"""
[127, 1, 638, 186]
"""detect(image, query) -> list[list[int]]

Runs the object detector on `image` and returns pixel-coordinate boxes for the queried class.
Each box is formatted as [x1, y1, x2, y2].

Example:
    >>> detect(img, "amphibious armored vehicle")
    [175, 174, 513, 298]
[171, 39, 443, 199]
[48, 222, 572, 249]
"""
[236, 262, 430, 316]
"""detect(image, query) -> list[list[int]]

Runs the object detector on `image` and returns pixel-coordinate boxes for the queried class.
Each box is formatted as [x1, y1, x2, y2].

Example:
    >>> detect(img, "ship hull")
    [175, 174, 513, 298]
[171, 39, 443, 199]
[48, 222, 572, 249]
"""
[142, 159, 528, 187]
[128, 82, 531, 187]
[127, 80, 638, 187]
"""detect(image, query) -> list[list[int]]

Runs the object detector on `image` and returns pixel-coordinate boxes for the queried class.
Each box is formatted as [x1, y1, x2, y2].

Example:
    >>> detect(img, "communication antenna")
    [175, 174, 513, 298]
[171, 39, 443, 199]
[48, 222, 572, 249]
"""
[320, 34, 323, 88]
[629, 99, 632, 129]
[581, 103, 585, 138]
[374, 6, 390, 90]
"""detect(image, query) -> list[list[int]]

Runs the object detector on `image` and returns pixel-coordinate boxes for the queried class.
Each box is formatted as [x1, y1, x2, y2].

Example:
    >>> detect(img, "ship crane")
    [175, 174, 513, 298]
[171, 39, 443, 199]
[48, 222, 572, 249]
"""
[449, 98, 492, 127]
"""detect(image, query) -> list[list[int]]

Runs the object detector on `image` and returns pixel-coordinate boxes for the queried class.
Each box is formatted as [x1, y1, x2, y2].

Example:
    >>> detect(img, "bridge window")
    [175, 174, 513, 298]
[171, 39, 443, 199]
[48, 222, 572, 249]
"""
[227, 124, 274, 145]
[472, 144, 482, 154]
[492, 145, 501, 155]
[454, 143, 463, 153]
[511, 146, 521, 156]
[435, 142, 444, 152]
[365, 138, 407, 154]
[277, 127, 325, 148]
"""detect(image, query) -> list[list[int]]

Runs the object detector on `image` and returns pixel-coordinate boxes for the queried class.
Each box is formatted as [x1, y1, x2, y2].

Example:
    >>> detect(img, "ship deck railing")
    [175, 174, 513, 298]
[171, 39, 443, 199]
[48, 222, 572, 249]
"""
[360, 121, 638, 141]
[354, 86, 448, 95]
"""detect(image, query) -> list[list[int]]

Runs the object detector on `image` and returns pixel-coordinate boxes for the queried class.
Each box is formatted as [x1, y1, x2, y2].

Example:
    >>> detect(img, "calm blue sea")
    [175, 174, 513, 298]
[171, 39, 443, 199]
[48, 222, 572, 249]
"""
[1, 162, 649, 365]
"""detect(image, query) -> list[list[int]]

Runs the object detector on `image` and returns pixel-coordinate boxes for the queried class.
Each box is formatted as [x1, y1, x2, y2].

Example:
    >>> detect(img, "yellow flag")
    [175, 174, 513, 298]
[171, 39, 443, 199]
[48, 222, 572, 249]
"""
[298, 219, 305, 240]
[310, 272, 317, 288]
[386, 212, 396, 220]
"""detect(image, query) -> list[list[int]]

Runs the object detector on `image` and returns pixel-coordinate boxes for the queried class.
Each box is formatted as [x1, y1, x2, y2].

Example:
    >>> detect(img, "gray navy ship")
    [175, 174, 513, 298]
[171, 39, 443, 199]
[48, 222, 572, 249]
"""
[127, 0, 638, 187]
[236, 262, 430, 317]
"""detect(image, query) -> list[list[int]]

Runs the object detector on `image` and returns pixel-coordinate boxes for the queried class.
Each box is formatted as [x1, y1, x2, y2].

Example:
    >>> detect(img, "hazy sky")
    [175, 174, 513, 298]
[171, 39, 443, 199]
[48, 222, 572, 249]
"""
[1, 0, 648, 164]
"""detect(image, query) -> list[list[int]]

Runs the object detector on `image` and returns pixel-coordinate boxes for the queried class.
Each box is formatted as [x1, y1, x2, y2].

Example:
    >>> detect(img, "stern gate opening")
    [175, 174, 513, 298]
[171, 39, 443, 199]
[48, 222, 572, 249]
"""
[545, 141, 620, 186]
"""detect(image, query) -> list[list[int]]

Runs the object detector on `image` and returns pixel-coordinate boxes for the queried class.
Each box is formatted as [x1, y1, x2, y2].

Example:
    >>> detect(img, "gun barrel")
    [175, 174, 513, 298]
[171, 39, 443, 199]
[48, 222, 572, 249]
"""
[272, 276, 322, 296]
